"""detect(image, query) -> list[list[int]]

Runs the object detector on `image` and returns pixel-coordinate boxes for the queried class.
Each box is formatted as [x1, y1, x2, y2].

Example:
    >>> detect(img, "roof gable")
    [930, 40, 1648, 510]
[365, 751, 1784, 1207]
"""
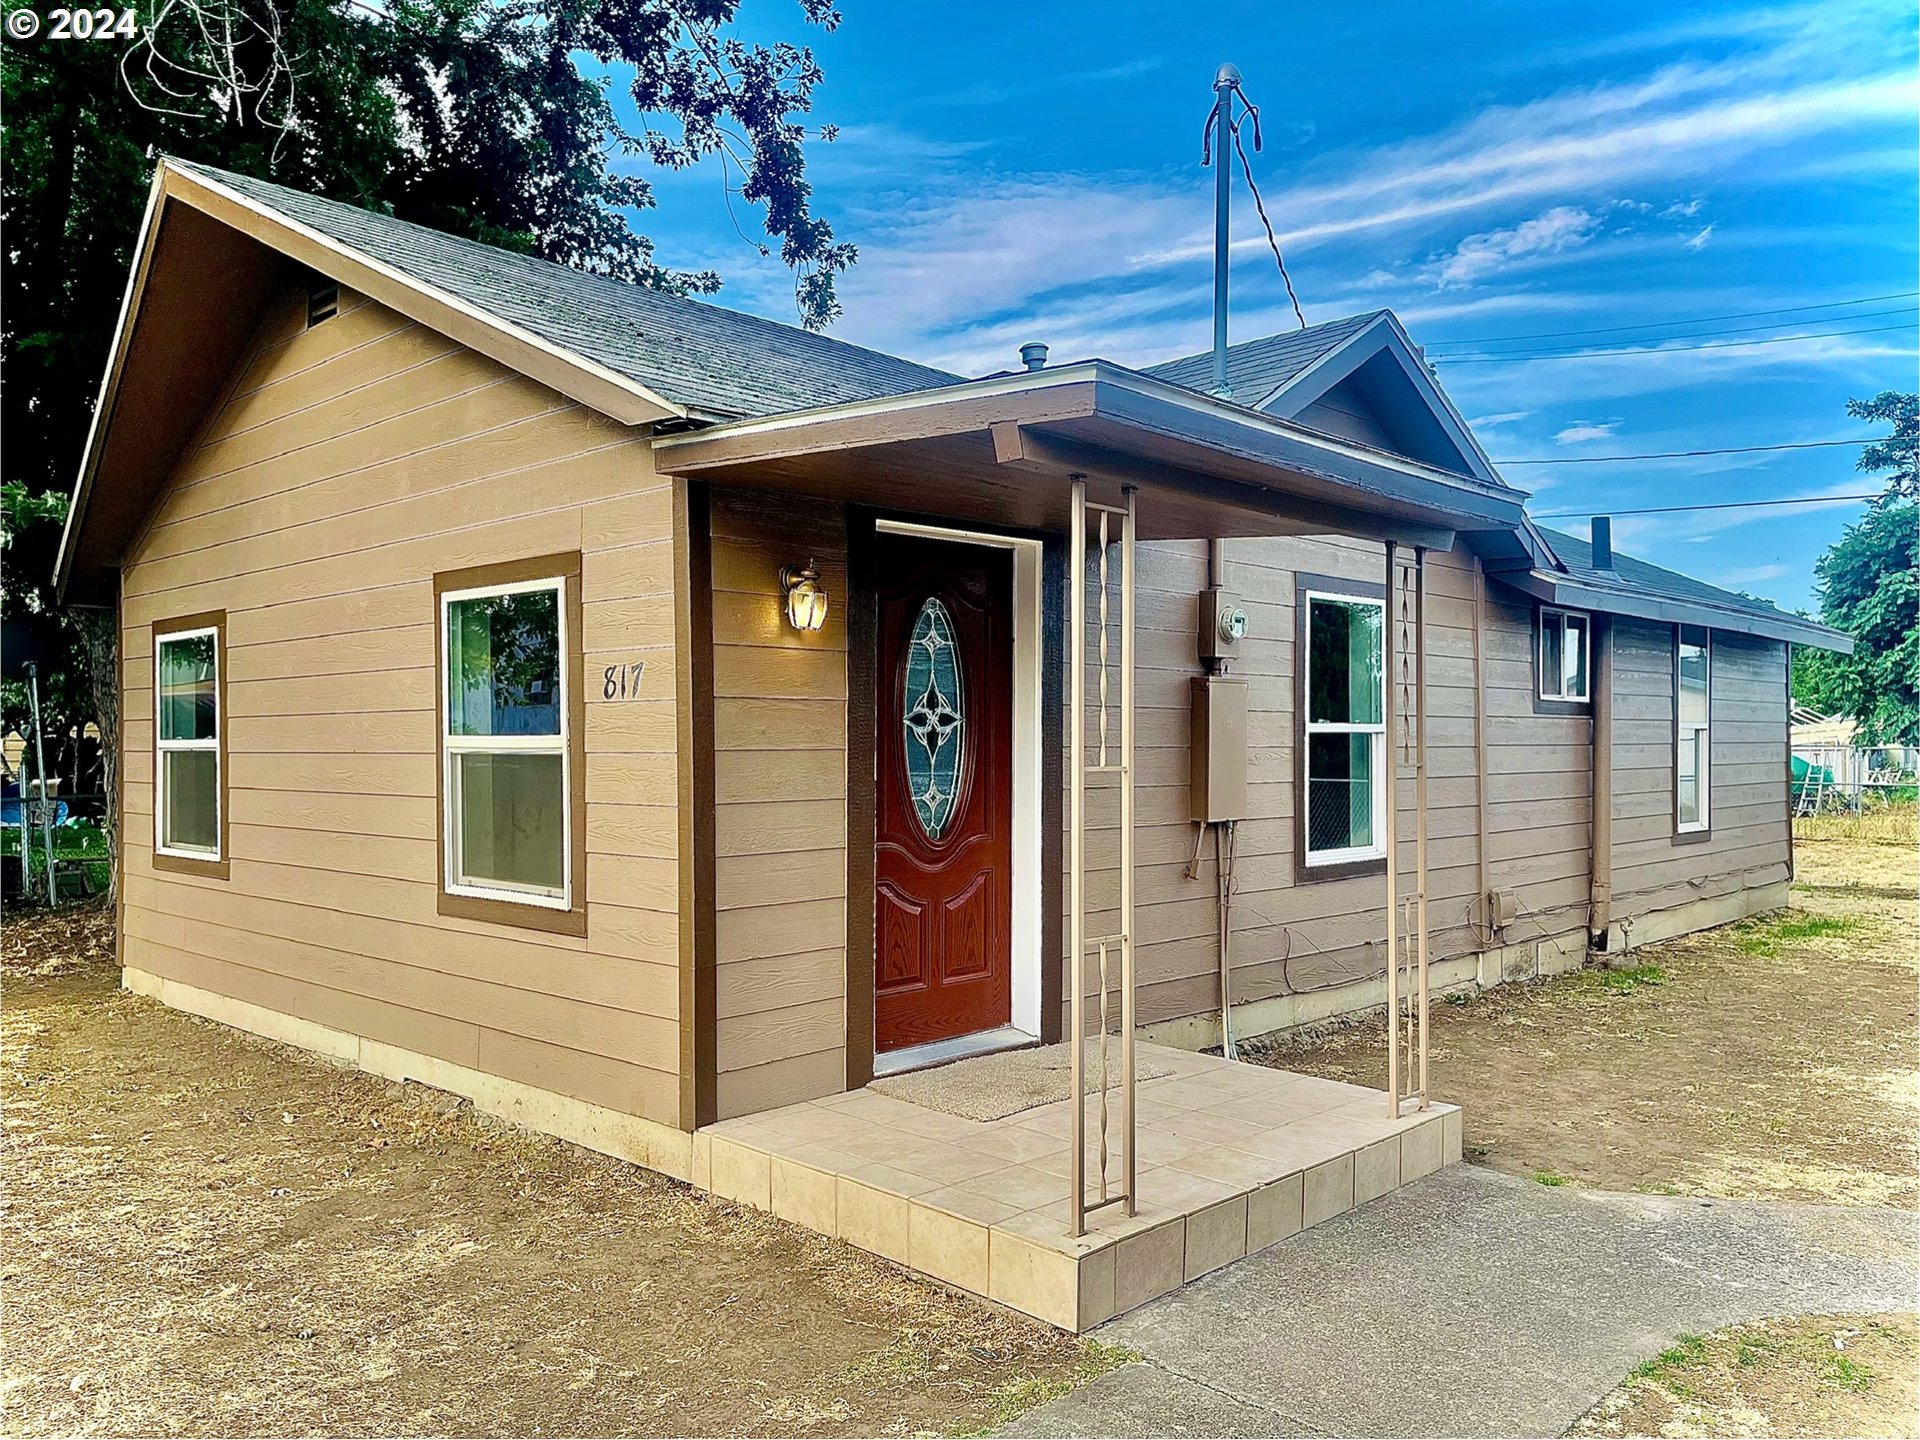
[171, 161, 961, 420]
[1145, 311, 1506, 488]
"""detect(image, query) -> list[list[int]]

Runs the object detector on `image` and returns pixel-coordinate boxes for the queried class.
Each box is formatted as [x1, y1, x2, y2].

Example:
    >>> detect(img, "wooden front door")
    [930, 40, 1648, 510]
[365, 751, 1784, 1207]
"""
[874, 533, 1014, 1053]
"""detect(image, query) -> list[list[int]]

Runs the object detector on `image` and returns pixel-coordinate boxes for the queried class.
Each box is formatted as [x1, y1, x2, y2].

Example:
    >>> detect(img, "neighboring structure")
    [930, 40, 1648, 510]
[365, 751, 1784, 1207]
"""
[58, 160, 1851, 1327]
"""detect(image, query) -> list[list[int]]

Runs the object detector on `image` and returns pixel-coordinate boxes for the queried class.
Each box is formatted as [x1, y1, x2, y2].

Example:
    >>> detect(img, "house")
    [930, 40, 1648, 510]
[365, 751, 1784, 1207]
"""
[57, 159, 1851, 1330]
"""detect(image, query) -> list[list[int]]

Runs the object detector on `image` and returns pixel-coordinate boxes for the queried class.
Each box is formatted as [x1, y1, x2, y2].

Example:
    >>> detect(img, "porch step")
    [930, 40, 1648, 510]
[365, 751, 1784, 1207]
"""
[693, 1043, 1462, 1331]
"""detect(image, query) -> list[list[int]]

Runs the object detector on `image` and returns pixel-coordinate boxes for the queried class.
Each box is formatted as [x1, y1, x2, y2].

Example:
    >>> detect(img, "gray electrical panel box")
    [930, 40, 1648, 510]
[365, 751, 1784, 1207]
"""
[1198, 588, 1248, 662]
[1189, 676, 1248, 822]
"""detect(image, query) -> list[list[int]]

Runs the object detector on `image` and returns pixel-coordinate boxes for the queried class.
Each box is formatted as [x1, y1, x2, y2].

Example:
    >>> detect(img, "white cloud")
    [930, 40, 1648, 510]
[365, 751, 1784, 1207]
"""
[1714, 562, 1790, 587]
[1553, 420, 1620, 444]
[1423, 207, 1602, 288]
[1684, 223, 1716, 250]
[1467, 410, 1534, 429]
[1663, 198, 1706, 218]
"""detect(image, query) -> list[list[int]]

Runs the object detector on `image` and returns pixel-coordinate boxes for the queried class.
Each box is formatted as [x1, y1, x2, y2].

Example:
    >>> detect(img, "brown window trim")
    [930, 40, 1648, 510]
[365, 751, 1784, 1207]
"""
[1532, 604, 1593, 716]
[433, 552, 588, 937]
[151, 609, 230, 880]
[1672, 623, 1713, 846]
[1293, 570, 1388, 885]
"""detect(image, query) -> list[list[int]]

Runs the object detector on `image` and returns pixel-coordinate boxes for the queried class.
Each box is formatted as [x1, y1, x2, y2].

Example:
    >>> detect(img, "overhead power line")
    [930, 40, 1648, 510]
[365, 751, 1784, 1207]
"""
[1498, 436, 1905, 465]
[1434, 321, 1915, 364]
[1434, 305, 1917, 357]
[1532, 493, 1884, 519]
[1427, 289, 1920, 347]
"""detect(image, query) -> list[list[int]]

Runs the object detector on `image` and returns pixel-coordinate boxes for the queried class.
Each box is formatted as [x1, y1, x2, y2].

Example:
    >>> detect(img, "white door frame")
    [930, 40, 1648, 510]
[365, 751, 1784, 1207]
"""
[873, 518, 1044, 1046]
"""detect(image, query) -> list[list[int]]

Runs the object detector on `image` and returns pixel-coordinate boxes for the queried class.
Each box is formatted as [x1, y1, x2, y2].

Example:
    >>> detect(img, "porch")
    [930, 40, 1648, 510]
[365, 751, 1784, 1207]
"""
[696, 1044, 1460, 1331]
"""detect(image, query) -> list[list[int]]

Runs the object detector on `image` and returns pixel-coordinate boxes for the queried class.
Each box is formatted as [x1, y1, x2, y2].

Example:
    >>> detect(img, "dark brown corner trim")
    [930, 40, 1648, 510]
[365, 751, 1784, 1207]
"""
[149, 608, 231, 881]
[674, 485, 718, 1131]
[431, 552, 588, 939]
[1293, 570, 1388, 886]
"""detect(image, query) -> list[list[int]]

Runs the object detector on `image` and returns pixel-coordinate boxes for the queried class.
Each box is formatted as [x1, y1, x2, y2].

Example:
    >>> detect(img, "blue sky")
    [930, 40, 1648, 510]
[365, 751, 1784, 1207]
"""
[617, 0, 1917, 612]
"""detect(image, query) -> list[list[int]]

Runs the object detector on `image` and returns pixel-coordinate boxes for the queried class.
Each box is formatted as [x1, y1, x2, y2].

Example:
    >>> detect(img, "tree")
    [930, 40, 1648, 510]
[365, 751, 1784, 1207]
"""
[2, 0, 855, 890]
[1850, 391, 1919, 503]
[1805, 500, 1919, 744]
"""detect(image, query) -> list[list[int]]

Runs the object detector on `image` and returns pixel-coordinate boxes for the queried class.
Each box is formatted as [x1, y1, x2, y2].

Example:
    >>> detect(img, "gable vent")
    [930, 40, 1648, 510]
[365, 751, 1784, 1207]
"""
[306, 276, 340, 328]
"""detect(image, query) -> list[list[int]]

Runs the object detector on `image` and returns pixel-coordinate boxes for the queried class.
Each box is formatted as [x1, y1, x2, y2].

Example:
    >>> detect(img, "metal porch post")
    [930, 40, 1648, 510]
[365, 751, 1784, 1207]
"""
[1383, 543, 1400, 1118]
[1067, 478, 1138, 1236]
[1414, 546, 1430, 1109]
[1069, 478, 1086, 1236]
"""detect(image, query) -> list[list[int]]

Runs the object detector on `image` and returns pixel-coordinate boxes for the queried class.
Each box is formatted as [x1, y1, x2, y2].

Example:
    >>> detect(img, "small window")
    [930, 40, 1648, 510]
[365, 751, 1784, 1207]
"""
[155, 617, 224, 865]
[1676, 625, 1711, 833]
[439, 572, 573, 911]
[1303, 590, 1387, 866]
[1538, 607, 1591, 703]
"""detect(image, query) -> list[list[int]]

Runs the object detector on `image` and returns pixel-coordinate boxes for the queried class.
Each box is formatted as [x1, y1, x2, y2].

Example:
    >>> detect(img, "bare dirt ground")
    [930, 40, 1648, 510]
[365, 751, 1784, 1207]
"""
[1574, 1312, 1919, 1439]
[1, 905, 1124, 1438]
[1251, 835, 1920, 1207]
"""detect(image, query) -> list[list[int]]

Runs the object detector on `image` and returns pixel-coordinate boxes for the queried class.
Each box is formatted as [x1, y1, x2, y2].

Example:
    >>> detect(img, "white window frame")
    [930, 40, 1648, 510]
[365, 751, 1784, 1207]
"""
[1303, 588, 1389, 867]
[1538, 606, 1591, 703]
[1676, 627, 1711, 834]
[439, 574, 572, 910]
[154, 623, 221, 861]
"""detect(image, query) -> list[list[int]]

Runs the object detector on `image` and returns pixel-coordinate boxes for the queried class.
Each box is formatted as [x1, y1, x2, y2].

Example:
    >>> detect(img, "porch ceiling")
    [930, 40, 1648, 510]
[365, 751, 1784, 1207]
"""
[652, 363, 1532, 549]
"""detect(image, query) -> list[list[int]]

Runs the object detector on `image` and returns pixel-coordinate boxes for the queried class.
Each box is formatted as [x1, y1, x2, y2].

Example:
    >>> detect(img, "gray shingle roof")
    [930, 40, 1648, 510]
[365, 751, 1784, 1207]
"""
[1143, 312, 1385, 404]
[1541, 526, 1798, 624]
[175, 160, 961, 419]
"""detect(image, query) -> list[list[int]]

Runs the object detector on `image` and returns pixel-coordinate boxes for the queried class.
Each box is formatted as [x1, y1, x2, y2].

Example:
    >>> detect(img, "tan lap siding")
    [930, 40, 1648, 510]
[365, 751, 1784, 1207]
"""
[1608, 622, 1789, 924]
[1089, 537, 1490, 1031]
[708, 491, 849, 1119]
[1478, 589, 1594, 944]
[119, 284, 682, 1127]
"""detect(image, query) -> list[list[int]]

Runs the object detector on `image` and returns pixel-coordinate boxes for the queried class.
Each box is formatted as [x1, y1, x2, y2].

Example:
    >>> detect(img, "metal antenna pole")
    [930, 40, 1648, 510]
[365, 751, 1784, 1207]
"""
[1210, 64, 1240, 398]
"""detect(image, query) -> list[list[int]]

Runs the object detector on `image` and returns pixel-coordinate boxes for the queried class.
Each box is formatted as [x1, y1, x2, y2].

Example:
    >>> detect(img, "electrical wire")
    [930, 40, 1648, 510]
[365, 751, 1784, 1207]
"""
[1497, 436, 1905, 465]
[1433, 321, 1915, 364]
[1436, 305, 1917, 357]
[1428, 292, 1920, 348]
[1531, 493, 1884, 519]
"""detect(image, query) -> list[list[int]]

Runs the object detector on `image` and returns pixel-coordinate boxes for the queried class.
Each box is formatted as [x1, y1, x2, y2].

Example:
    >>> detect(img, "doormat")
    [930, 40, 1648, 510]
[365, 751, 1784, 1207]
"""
[870, 1041, 1173, 1122]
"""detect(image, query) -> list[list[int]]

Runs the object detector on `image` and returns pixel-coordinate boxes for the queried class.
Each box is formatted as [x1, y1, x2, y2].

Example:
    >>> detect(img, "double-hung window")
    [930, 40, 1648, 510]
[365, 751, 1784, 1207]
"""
[154, 616, 224, 868]
[1303, 588, 1387, 868]
[1676, 625, 1711, 834]
[438, 566, 577, 919]
[1538, 607, 1590, 703]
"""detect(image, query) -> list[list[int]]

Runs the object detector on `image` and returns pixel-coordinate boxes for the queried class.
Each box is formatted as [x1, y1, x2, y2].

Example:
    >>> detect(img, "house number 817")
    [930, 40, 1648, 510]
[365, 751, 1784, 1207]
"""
[602, 662, 645, 700]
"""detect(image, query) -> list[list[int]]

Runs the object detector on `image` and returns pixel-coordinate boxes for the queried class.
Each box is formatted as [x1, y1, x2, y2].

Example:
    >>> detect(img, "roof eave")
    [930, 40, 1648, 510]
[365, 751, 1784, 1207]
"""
[162, 161, 688, 425]
[655, 360, 1529, 542]
[55, 167, 167, 601]
[1495, 569, 1854, 652]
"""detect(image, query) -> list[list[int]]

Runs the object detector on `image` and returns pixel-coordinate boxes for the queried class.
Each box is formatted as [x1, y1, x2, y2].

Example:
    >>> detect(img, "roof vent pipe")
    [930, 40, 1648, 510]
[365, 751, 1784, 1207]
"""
[1019, 342, 1049, 372]
[1591, 515, 1614, 570]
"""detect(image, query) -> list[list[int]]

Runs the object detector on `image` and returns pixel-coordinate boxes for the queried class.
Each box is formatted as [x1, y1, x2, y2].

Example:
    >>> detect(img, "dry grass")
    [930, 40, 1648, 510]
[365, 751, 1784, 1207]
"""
[1251, 838, 1919, 1206]
[1575, 1313, 1919, 1439]
[0, 912, 1127, 1437]
[1795, 803, 1919, 848]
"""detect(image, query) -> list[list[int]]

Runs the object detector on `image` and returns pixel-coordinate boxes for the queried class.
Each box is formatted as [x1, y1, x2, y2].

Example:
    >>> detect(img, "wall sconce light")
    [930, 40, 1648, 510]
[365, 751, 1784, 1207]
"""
[781, 561, 829, 633]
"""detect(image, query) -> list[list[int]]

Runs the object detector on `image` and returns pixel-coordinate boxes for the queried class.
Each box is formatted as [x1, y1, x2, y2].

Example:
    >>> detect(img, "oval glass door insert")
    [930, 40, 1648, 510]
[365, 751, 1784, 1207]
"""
[902, 597, 965, 839]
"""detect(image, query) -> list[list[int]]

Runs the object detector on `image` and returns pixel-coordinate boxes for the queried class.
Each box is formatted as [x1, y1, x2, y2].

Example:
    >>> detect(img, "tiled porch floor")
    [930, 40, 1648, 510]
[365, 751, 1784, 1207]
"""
[695, 1043, 1461, 1331]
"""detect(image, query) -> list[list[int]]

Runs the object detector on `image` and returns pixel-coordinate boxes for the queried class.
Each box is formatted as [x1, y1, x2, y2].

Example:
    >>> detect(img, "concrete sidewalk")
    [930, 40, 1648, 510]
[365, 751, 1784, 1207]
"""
[1006, 1165, 1919, 1438]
